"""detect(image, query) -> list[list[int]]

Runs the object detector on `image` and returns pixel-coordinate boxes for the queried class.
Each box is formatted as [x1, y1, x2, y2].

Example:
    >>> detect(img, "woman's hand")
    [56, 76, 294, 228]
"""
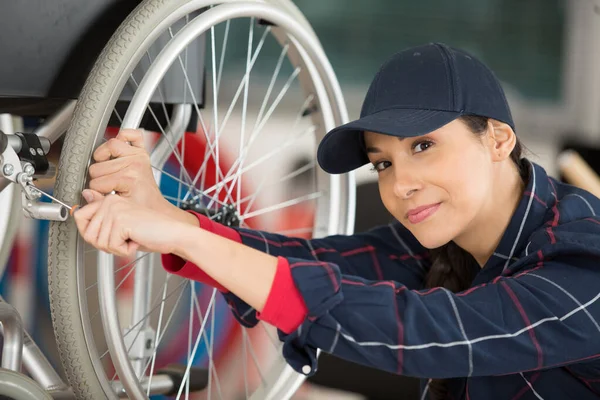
[74, 190, 278, 312]
[89, 129, 168, 212]
[88, 129, 199, 228]
[74, 189, 186, 258]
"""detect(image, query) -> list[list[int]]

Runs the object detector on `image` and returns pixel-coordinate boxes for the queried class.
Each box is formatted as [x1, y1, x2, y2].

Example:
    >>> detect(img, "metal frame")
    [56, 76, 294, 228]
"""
[0, 105, 76, 399]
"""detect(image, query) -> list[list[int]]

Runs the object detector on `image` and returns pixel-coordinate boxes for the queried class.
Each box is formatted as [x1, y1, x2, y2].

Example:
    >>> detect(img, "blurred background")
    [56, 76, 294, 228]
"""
[2, 0, 600, 399]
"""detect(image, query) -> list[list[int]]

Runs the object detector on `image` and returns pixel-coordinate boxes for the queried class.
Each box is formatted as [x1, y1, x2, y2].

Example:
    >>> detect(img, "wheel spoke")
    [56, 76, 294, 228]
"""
[259, 321, 281, 351]
[216, 21, 230, 100]
[185, 280, 195, 398]
[174, 291, 217, 399]
[144, 50, 173, 127]
[191, 289, 224, 400]
[181, 26, 272, 206]
[145, 270, 171, 395]
[244, 331, 267, 387]
[230, 17, 255, 217]
[241, 160, 316, 214]
[150, 165, 206, 201]
[243, 191, 323, 220]
[86, 252, 150, 292]
[242, 330, 250, 399]
[121, 279, 188, 342]
[213, 27, 271, 148]
[139, 279, 190, 377]
[202, 125, 316, 200]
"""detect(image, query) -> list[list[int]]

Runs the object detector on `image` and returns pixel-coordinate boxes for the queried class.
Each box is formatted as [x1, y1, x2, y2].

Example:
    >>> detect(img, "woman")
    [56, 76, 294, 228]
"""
[75, 43, 600, 399]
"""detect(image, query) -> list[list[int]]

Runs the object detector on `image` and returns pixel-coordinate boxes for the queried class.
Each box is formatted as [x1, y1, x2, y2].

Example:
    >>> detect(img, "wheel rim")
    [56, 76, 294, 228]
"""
[72, 2, 353, 399]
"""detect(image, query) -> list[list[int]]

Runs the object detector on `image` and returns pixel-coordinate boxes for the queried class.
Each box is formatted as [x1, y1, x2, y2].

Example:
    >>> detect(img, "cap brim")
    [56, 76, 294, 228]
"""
[317, 108, 462, 174]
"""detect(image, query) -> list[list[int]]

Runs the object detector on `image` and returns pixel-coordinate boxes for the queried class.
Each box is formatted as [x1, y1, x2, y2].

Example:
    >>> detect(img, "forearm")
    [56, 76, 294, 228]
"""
[174, 224, 277, 312]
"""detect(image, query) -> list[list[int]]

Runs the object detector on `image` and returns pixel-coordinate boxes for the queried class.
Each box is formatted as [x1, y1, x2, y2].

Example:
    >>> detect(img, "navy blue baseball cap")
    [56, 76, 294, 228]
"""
[317, 43, 515, 174]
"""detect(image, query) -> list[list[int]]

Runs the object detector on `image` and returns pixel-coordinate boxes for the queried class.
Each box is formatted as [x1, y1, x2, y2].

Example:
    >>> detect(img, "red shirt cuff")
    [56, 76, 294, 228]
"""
[257, 257, 308, 334]
[160, 210, 242, 292]
[189, 210, 241, 243]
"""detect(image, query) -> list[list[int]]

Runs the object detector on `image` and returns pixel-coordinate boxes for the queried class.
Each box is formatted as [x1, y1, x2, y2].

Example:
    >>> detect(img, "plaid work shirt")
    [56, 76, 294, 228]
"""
[168, 160, 600, 399]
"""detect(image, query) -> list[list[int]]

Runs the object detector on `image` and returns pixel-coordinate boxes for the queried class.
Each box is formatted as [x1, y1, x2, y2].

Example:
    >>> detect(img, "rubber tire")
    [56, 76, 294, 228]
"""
[47, 0, 317, 399]
[0, 369, 52, 400]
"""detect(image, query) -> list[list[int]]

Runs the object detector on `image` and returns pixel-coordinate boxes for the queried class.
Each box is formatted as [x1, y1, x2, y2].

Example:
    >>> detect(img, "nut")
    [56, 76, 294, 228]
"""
[24, 164, 35, 176]
[2, 164, 14, 176]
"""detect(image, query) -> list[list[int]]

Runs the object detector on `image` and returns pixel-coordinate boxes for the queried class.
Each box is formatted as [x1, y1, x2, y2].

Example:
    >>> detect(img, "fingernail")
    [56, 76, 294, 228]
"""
[82, 190, 93, 203]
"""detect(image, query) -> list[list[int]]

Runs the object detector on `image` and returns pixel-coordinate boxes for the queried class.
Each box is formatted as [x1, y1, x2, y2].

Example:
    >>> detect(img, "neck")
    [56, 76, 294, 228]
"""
[453, 161, 525, 267]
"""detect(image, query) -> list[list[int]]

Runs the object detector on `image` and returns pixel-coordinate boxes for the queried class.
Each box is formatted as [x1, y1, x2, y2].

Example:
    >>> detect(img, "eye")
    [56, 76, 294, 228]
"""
[370, 160, 391, 173]
[413, 140, 434, 153]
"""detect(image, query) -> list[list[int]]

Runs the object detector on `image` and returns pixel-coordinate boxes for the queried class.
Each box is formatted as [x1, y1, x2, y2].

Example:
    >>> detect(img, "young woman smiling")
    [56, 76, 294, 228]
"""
[74, 43, 600, 399]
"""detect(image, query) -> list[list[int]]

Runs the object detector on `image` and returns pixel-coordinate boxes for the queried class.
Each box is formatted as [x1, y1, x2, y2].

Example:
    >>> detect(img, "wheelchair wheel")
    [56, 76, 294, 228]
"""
[0, 369, 52, 400]
[47, 0, 354, 399]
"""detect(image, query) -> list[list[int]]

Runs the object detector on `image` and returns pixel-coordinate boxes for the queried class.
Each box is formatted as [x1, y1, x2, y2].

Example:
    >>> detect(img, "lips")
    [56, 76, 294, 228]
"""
[406, 203, 441, 224]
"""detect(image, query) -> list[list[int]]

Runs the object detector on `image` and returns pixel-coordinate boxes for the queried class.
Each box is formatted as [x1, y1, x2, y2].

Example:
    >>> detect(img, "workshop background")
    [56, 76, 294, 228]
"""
[1, 0, 599, 399]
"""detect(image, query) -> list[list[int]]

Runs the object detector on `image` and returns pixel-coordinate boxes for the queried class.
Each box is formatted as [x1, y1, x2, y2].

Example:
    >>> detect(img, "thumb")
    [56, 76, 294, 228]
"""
[116, 129, 146, 149]
[82, 189, 105, 203]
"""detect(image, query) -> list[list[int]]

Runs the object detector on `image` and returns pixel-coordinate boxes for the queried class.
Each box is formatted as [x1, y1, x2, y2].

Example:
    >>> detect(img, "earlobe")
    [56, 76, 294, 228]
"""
[488, 120, 516, 161]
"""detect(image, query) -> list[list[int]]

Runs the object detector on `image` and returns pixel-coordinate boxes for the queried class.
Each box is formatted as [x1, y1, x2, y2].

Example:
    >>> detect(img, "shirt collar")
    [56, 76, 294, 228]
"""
[477, 159, 551, 277]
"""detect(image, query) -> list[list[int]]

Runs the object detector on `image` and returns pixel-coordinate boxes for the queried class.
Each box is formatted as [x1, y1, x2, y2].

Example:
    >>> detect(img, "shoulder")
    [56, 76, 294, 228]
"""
[549, 176, 600, 223]
[523, 215, 600, 263]
[514, 177, 600, 259]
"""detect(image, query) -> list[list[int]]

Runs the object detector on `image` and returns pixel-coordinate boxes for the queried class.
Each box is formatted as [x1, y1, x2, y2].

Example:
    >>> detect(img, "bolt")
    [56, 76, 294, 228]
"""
[24, 164, 35, 176]
[36, 148, 44, 156]
[29, 148, 36, 156]
[3, 164, 14, 176]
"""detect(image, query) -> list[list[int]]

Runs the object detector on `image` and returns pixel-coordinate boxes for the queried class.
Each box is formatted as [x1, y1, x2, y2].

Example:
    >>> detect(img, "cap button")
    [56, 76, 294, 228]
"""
[302, 365, 311, 375]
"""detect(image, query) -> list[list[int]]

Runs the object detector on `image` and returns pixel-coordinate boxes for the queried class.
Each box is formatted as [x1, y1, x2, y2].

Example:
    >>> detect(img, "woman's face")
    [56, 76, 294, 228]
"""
[364, 119, 495, 249]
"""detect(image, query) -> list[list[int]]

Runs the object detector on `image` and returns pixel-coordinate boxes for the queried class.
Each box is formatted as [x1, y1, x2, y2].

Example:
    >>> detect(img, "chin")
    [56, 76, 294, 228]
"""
[415, 235, 452, 249]
[408, 225, 454, 249]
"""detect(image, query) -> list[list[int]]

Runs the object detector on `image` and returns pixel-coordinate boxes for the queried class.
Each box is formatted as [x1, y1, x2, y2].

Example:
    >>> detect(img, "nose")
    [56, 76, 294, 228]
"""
[392, 164, 421, 200]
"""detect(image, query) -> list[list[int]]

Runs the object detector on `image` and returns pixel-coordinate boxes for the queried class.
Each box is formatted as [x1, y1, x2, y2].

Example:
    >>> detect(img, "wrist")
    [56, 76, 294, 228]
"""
[172, 223, 204, 259]
[161, 201, 200, 228]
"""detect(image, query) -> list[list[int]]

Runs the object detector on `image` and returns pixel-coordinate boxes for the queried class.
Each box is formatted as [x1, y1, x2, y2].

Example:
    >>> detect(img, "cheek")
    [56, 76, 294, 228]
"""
[378, 182, 397, 217]
[416, 151, 491, 246]
[438, 149, 491, 221]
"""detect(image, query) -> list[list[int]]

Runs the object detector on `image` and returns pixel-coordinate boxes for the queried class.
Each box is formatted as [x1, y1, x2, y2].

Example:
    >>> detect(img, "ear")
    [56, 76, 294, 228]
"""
[486, 119, 516, 162]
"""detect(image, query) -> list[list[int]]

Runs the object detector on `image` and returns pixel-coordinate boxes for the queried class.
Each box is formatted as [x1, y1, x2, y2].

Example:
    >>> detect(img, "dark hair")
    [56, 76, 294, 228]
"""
[425, 115, 526, 399]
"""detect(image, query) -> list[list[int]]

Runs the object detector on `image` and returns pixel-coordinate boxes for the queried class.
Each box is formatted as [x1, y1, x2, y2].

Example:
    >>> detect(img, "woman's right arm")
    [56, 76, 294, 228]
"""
[163, 207, 428, 289]
[161, 207, 429, 329]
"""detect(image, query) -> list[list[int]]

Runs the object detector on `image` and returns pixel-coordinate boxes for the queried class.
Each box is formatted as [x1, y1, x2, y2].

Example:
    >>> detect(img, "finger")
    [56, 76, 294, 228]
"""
[89, 173, 133, 196]
[116, 129, 146, 149]
[82, 189, 105, 204]
[109, 221, 136, 257]
[124, 241, 140, 258]
[97, 213, 113, 252]
[73, 201, 103, 237]
[93, 138, 137, 162]
[81, 202, 108, 247]
[88, 157, 130, 179]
